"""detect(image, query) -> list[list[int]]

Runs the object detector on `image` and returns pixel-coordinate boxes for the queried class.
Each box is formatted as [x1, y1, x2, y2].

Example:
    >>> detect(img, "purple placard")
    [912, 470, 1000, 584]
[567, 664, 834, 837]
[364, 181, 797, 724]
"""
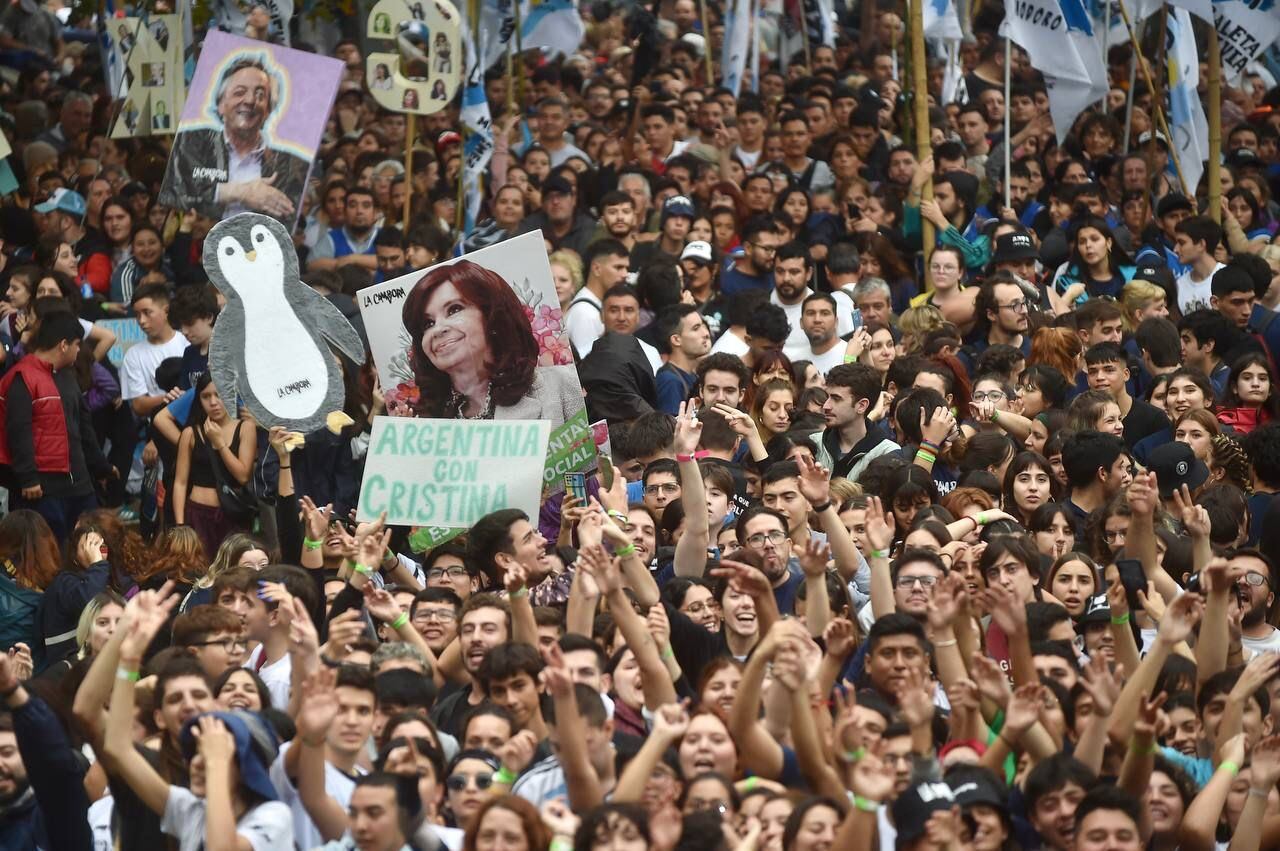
[158, 31, 343, 225]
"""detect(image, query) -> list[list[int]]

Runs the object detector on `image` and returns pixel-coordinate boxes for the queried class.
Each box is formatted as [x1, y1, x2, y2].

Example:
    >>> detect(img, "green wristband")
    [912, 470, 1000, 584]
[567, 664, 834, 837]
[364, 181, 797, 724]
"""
[841, 746, 867, 764]
[352, 562, 374, 577]
[391, 612, 409, 630]
[494, 766, 518, 785]
[1110, 612, 1130, 625]
[853, 794, 879, 812]
[510, 586, 528, 599]
[615, 542, 637, 557]
[1221, 760, 1241, 777]
[869, 548, 890, 559]
[661, 645, 675, 660]
[303, 537, 323, 551]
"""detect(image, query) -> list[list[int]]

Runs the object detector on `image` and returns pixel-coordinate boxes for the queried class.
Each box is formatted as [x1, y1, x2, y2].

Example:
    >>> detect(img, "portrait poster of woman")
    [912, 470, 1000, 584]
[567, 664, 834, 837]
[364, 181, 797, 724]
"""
[359, 231, 587, 437]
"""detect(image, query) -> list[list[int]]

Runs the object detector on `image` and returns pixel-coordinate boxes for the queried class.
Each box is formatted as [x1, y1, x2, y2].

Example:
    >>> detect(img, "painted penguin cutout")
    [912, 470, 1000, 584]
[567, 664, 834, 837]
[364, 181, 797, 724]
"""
[202, 212, 365, 432]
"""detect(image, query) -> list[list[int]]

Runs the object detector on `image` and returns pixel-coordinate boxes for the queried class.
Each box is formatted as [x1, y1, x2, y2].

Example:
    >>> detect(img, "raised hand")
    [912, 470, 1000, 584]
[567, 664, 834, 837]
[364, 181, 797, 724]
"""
[708, 559, 773, 600]
[772, 639, 809, 691]
[258, 581, 295, 627]
[1078, 656, 1121, 718]
[968, 652, 1012, 708]
[497, 729, 539, 776]
[844, 327, 871, 361]
[541, 799, 581, 841]
[299, 496, 332, 543]
[927, 572, 967, 633]
[322, 609, 366, 659]
[1249, 735, 1280, 791]
[1106, 575, 1129, 620]
[647, 603, 673, 649]
[863, 496, 895, 554]
[1158, 592, 1205, 646]
[1134, 691, 1167, 739]
[576, 506, 605, 550]
[76, 530, 105, 568]
[194, 715, 237, 765]
[797, 538, 832, 578]
[578, 544, 622, 596]
[849, 751, 897, 803]
[673, 400, 703, 456]
[1137, 588, 1167, 623]
[287, 598, 320, 659]
[920, 405, 956, 446]
[979, 582, 1026, 636]
[120, 583, 178, 662]
[356, 522, 391, 569]
[362, 584, 405, 625]
[823, 618, 857, 661]
[1003, 683, 1047, 737]
[896, 667, 935, 729]
[539, 643, 574, 699]
[713, 403, 761, 440]
[1126, 471, 1158, 518]
[650, 701, 692, 742]
[503, 563, 530, 597]
[795, 455, 832, 507]
[1172, 484, 1211, 538]
[297, 667, 340, 742]
[6, 644, 32, 684]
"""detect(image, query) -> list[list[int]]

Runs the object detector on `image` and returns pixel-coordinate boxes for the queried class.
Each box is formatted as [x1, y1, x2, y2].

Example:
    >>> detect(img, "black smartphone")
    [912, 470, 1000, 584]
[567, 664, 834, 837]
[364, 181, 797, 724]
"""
[1116, 558, 1148, 600]
[847, 202, 862, 219]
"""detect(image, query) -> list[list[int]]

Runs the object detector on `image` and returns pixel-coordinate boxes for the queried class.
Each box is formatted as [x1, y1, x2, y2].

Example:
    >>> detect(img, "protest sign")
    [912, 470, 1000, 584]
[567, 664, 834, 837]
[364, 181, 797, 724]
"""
[357, 231, 596, 500]
[1211, 0, 1280, 82]
[98, 318, 148, 368]
[365, 0, 462, 116]
[357, 417, 550, 525]
[158, 31, 342, 226]
[211, 0, 295, 46]
[110, 15, 183, 138]
[203, 213, 367, 431]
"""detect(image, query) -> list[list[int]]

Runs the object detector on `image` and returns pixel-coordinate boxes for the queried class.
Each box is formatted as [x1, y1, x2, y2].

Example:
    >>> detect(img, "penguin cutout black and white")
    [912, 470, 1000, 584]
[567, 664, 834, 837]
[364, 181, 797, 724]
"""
[202, 212, 365, 432]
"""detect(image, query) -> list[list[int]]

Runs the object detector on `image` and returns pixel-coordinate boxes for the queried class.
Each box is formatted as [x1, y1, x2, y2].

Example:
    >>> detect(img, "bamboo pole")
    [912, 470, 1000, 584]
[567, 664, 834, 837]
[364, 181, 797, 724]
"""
[1121, 49, 1136, 152]
[404, 115, 415, 227]
[1207, 25, 1222, 222]
[513, 0, 525, 106]
[699, 0, 714, 83]
[1003, 35, 1011, 211]
[1115, 0, 1192, 197]
[910, 0, 934, 290]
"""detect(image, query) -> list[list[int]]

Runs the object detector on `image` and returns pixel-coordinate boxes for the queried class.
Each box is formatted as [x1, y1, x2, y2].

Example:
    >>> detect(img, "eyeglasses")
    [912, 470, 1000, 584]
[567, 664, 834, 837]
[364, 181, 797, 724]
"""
[1103, 529, 1128, 544]
[1240, 573, 1271, 588]
[997, 299, 1029, 312]
[972, 390, 1006, 402]
[196, 636, 248, 653]
[644, 482, 681, 496]
[687, 798, 729, 815]
[745, 530, 789, 549]
[895, 575, 939, 589]
[446, 772, 494, 792]
[427, 566, 470, 581]
[683, 600, 719, 615]
[412, 607, 457, 623]
[750, 243, 778, 255]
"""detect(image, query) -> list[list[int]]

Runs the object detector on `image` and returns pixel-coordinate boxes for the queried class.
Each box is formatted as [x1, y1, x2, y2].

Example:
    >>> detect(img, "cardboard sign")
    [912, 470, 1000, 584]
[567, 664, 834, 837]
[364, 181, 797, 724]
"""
[357, 417, 550, 525]
[98, 318, 147, 367]
[110, 15, 183, 138]
[365, 0, 462, 115]
[202, 212, 366, 431]
[356, 230, 596, 496]
[158, 31, 342, 225]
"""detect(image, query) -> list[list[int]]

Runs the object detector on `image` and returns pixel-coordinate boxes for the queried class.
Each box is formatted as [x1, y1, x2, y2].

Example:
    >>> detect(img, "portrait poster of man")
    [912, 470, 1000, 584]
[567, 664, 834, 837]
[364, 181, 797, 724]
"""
[158, 31, 341, 226]
[356, 231, 597, 498]
[108, 14, 181, 140]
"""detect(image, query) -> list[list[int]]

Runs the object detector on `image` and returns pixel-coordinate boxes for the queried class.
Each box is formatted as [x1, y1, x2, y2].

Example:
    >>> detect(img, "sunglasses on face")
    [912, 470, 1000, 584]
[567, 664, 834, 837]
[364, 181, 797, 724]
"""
[446, 772, 495, 792]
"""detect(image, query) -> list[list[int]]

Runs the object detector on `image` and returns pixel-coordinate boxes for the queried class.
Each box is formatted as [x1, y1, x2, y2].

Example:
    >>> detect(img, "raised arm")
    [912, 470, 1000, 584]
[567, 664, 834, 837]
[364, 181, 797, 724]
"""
[727, 622, 790, 780]
[673, 402, 710, 578]
[1134, 475, 1190, 603]
[797, 456, 862, 585]
[541, 643, 602, 811]
[1229, 735, 1280, 851]
[103, 586, 180, 817]
[1109, 593, 1204, 745]
[1180, 733, 1244, 851]
[1196, 557, 1237, 692]
[864, 497, 897, 620]
[294, 667, 351, 841]
[1073, 655, 1122, 775]
[613, 703, 689, 803]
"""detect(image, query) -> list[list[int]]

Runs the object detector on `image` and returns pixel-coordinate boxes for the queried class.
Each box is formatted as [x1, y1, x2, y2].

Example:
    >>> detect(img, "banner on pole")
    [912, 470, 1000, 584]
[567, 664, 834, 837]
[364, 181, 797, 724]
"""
[109, 15, 183, 138]
[1211, 0, 1280, 82]
[1003, 0, 1107, 143]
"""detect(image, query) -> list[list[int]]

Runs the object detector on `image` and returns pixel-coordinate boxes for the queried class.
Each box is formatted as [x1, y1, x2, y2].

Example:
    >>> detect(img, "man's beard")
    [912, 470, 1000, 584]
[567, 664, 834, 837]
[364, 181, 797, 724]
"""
[1243, 596, 1269, 628]
[806, 328, 834, 346]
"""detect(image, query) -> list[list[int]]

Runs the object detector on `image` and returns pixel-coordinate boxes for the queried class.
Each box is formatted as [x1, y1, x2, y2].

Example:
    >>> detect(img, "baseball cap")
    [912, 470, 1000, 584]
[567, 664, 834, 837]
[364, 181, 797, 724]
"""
[891, 780, 959, 848]
[1132, 263, 1175, 291]
[542, 174, 575, 196]
[34, 187, 86, 217]
[681, 240, 714, 264]
[1226, 147, 1262, 169]
[1147, 441, 1208, 499]
[662, 194, 696, 222]
[948, 765, 1009, 813]
[1156, 192, 1193, 218]
[435, 131, 462, 155]
[1136, 130, 1170, 150]
[991, 232, 1038, 264]
[180, 710, 279, 803]
[1081, 593, 1112, 625]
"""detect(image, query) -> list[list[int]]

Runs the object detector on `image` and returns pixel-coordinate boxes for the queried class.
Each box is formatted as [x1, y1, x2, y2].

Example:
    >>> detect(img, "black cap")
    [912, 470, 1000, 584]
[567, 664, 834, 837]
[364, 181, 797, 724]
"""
[992, 232, 1039, 264]
[1147, 442, 1209, 498]
[1132, 263, 1175, 291]
[892, 781, 959, 848]
[542, 174, 574, 196]
[1156, 193, 1193, 218]
[1081, 593, 1112, 624]
[1226, 147, 1262, 169]
[948, 766, 1010, 813]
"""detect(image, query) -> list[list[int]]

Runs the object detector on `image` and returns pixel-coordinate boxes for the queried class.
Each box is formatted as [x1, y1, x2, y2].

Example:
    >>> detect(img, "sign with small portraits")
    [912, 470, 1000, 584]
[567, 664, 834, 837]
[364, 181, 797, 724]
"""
[365, 0, 462, 116]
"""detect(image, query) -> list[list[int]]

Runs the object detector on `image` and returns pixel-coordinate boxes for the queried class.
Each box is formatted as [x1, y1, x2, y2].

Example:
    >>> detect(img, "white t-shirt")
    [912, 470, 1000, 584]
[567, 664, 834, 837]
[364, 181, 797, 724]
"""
[1175, 262, 1224, 315]
[774, 288, 855, 361]
[119, 331, 189, 400]
[565, 291, 604, 357]
[809, 341, 847, 375]
[244, 645, 292, 710]
[269, 741, 364, 851]
[709, 330, 750, 358]
[161, 785, 293, 851]
[1242, 628, 1280, 657]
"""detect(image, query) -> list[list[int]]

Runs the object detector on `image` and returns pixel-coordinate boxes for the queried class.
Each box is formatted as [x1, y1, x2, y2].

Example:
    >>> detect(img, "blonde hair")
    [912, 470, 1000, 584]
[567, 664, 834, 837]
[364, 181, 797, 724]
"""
[829, 478, 862, 504]
[76, 590, 126, 659]
[898, 304, 945, 353]
[547, 250, 584, 296]
[1120, 280, 1167, 331]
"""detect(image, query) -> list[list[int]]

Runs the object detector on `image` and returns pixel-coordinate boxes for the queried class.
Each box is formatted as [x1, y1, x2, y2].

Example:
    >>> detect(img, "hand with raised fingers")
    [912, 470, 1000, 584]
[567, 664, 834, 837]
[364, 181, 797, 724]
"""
[1134, 691, 1167, 740]
[297, 667, 340, 742]
[772, 638, 809, 691]
[969, 652, 1013, 708]
[1003, 683, 1047, 737]
[539, 642, 575, 699]
[796, 455, 832, 507]
[577, 544, 622, 596]
[497, 729, 540, 776]
[823, 618, 857, 661]
[863, 496, 895, 554]
[1079, 656, 1122, 717]
[299, 496, 331, 543]
[849, 750, 896, 804]
[1126, 471, 1158, 518]
[673, 400, 703, 457]
[1137, 588, 1166, 624]
[1158, 592, 1205, 646]
[896, 667, 936, 729]
[1172, 484, 1211, 539]
[650, 700, 692, 742]
[287, 598, 320, 658]
[797, 537, 832, 578]
[708, 559, 773, 600]
[927, 572, 966, 633]
[541, 799, 581, 842]
[362, 584, 405, 625]
[356, 523, 392, 571]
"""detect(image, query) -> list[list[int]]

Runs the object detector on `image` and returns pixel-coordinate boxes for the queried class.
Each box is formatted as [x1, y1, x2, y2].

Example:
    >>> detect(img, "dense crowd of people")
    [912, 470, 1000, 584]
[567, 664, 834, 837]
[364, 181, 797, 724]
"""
[0, 0, 1278, 849]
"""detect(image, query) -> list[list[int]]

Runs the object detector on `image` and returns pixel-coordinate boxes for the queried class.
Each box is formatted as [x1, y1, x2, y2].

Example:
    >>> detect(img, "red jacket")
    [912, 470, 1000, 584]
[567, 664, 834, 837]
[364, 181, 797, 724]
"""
[1218, 407, 1272, 437]
[0, 356, 70, 475]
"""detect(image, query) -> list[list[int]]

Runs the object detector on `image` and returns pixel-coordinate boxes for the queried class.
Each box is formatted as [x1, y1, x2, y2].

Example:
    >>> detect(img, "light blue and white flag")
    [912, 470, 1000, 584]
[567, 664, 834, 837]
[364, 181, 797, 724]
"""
[1003, 0, 1107, 143]
[478, 0, 516, 71]
[520, 0, 584, 59]
[924, 0, 963, 41]
[460, 21, 494, 241]
[1167, 8, 1209, 194]
[722, 0, 752, 94]
[98, 1, 127, 100]
[1211, 0, 1280, 83]
[1129, 0, 1212, 23]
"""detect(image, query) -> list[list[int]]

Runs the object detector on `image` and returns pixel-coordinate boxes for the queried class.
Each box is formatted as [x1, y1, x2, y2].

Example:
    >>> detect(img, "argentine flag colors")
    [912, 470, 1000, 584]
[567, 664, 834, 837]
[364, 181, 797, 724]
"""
[1003, 0, 1107, 143]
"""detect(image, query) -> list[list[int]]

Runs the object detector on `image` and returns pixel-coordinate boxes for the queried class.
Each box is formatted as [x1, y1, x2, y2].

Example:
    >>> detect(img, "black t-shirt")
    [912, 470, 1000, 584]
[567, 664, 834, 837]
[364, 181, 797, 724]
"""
[106, 744, 171, 849]
[1122, 399, 1170, 449]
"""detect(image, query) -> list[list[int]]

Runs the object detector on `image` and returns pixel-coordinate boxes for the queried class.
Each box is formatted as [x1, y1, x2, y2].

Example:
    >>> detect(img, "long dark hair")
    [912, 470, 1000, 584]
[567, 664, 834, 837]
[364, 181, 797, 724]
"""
[401, 260, 537, 417]
[1220, 351, 1280, 421]
[1003, 451, 1060, 524]
[1067, 215, 1132, 277]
